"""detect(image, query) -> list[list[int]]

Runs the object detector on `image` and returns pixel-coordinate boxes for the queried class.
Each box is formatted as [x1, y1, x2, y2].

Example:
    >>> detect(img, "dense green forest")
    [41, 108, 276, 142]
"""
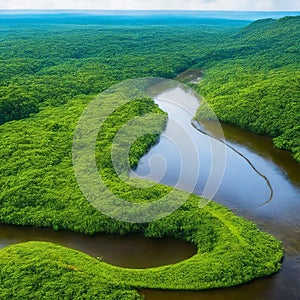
[0, 13, 296, 298]
[0, 22, 238, 125]
[0, 20, 237, 229]
[195, 16, 300, 162]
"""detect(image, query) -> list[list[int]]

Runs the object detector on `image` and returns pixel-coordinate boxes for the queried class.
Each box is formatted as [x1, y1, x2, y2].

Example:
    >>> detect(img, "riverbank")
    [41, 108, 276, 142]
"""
[0, 81, 284, 299]
[0, 199, 283, 293]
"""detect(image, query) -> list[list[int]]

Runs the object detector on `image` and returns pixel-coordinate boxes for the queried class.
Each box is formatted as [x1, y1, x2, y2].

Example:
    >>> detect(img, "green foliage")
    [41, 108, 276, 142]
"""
[0, 16, 285, 297]
[0, 94, 167, 233]
[195, 16, 300, 162]
[0, 242, 142, 300]
[0, 24, 234, 125]
[0, 198, 283, 296]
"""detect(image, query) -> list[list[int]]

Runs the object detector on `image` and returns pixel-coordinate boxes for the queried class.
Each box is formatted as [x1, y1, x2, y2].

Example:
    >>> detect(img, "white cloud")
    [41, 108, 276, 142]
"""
[1, 0, 300, 11]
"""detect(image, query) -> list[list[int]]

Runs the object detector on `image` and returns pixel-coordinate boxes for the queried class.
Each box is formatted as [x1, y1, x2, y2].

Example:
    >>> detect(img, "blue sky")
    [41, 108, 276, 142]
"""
[1, 0, 300, 11]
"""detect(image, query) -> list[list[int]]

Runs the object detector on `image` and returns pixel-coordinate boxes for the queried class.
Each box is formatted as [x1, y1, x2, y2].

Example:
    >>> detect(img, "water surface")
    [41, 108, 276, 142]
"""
[0, 224, 196, 269]
[132, 86, 300, 299]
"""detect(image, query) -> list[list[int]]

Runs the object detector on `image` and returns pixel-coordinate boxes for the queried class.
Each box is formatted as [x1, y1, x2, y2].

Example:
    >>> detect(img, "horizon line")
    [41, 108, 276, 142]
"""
[1, 9, 300, 12]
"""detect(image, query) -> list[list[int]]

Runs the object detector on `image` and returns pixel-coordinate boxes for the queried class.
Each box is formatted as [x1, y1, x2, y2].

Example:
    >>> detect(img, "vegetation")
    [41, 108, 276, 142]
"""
[0, 198, 283, 296]
[0, 21, 239, 125]
[0, 14, 243, 230]
[0, 86, 283, 296]
[0, 13, 289, 298]
[195, 16, 300, 162]
[0, 242, 143, 300]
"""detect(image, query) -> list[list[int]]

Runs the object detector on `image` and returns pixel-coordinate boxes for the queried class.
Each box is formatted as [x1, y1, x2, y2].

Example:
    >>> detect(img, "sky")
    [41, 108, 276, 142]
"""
[1, 0, 300, 11]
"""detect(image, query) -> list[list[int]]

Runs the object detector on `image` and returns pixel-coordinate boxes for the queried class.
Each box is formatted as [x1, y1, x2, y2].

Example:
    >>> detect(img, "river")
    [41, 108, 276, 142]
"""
[1, 84, 299, 299]
[133, 85, 300, 299]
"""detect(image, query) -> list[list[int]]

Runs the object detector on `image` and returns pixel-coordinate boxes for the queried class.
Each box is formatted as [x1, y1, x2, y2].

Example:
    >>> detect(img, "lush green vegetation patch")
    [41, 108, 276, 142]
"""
[195, 16, 300, 162]
[0, 198, 283, 297]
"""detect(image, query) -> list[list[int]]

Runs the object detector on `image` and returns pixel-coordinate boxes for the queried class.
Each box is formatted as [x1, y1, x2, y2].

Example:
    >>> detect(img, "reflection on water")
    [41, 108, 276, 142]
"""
[133, 87, 279, 210]
[203, 120, 300, 189]
[133, 87, 300, 299]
